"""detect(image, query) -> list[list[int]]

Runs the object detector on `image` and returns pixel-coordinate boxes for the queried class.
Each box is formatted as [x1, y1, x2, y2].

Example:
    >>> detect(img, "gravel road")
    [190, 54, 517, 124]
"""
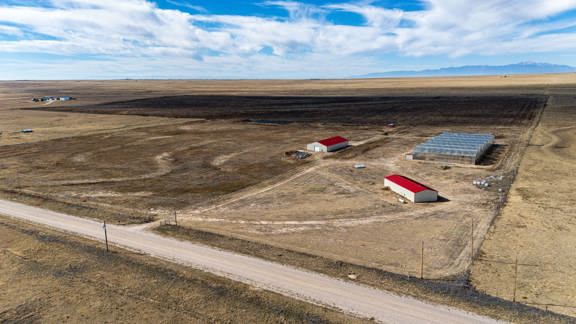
[0, 199, 500, 324]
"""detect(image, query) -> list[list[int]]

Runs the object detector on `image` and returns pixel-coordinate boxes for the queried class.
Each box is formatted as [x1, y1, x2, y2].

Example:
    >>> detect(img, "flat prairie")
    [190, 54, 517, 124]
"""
[0, 74, 575, 319]
[0, 80, 542, 278]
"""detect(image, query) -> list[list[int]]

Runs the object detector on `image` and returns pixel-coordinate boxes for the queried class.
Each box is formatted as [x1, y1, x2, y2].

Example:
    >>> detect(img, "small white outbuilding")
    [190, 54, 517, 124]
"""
[307, 136, 349, 152]
[384, 174, 438, 203]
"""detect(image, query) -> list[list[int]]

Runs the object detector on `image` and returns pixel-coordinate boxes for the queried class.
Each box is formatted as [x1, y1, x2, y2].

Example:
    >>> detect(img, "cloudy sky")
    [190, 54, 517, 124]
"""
[1, 0, 576, 79]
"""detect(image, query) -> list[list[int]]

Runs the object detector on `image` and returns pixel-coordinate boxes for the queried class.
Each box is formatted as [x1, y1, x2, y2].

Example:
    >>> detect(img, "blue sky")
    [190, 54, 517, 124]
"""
[0, 0, 576, 79]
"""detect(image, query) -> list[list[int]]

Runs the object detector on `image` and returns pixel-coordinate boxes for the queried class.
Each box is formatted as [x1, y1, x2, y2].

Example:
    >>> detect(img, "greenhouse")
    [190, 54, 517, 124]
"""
[411, 132, 494, 164]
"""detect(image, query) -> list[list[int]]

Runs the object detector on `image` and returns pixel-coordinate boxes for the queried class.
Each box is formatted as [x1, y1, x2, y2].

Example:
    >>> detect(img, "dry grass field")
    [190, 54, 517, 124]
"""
[1, 74, 575, 320]
[1, 82, 542, 278]
[471, 91, 576, 317]
[0, 217, 362, 323]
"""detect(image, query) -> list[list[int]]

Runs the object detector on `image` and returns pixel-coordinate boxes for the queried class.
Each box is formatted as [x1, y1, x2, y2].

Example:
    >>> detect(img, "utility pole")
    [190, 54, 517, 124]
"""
[103, 220, 109, 252]
[173, 208, 178, 226]
[477, 254, 538, 302]
[513, 252, 519, 302]
[420, 240, 424, 279]
[471, 215, 475, 262]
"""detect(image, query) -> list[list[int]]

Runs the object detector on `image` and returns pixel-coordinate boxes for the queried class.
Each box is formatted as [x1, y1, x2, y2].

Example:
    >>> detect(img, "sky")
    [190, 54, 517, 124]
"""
[0, 0, 576, 79]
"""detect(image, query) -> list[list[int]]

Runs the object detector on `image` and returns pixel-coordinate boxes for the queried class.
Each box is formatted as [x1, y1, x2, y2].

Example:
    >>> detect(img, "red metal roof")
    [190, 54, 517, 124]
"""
[385, 174, 436, 193]
[318, 136, 348, 147]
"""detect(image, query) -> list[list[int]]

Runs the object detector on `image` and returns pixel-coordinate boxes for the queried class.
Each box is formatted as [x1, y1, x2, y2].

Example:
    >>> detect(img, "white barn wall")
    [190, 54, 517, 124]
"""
[384, 178, 416, 202]
[307, 142, 322, 152]
[307, 141, 349, 152]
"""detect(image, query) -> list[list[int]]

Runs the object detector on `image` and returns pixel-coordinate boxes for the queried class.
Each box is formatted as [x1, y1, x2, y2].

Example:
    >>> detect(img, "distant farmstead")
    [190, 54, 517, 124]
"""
[307, 136, 349, 152]
[384, 174, 438, 203]
[31, 96, 76, 102]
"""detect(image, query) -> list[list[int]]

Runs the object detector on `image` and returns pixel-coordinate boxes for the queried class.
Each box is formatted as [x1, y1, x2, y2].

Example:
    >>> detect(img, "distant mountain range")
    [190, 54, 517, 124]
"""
[357, 62, 576, 78]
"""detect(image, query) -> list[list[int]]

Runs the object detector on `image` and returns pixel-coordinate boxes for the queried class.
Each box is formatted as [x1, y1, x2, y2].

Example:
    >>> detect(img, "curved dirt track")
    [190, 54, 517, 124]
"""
[0, 199, 499, 324]
[34, 152, 173, 186]
[35, 141, 217, 186]
[184, 203, 450, 227]
[544, 126, 576, 161]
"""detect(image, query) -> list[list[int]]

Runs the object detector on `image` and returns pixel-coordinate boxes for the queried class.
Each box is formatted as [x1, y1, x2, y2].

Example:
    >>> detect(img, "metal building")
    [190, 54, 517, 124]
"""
[411, 132, 494, 164]
[384, 174, 438, 203]
[307, 136, 349, 152]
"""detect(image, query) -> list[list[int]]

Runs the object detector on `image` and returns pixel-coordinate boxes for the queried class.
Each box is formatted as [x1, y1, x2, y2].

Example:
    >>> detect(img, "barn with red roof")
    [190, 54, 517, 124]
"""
[307, 136, 349, 152]
[384, 174, 438, 203]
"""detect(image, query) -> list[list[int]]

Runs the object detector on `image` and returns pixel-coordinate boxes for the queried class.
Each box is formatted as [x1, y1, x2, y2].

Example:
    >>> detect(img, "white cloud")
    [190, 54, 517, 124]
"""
[264, 1, 326, 21]
[396, 0, 576, 56]
[324, 3, 403, 29]
[0, 25, 24, 37]
[165, 0, 206, 13]
[0, 0, 575, 78]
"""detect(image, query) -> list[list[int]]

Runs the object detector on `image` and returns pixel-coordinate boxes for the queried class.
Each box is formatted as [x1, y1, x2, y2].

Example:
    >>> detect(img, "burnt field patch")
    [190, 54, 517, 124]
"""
[37, 95, 547, 126]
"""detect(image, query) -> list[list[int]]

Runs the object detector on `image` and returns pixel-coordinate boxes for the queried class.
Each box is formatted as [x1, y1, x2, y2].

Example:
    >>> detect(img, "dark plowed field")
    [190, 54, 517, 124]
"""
[39, 95, 547, 126]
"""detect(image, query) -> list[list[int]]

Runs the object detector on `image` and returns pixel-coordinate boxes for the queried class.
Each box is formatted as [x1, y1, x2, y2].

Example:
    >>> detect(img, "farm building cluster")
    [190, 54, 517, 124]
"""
[32, 96, 75, 102]
[305, 131, 494, 203]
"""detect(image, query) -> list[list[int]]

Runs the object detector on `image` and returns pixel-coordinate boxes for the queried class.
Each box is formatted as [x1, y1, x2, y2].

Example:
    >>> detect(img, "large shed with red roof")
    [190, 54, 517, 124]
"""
[307, 136, 349, 152]
[384, 174, 438, 203]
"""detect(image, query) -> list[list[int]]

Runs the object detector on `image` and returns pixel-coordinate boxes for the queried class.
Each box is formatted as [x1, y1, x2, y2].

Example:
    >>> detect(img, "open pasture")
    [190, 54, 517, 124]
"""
[0, 80, 546, 278]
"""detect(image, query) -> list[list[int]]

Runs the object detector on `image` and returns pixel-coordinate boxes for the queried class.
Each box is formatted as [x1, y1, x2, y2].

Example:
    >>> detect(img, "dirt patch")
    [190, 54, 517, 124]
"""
[325, 138, 390, 160]
[547, 126, 576, 160]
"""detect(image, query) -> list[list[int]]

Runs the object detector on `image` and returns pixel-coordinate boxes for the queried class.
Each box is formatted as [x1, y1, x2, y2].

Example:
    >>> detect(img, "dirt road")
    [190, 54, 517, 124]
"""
[0, 199, 498, 324]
